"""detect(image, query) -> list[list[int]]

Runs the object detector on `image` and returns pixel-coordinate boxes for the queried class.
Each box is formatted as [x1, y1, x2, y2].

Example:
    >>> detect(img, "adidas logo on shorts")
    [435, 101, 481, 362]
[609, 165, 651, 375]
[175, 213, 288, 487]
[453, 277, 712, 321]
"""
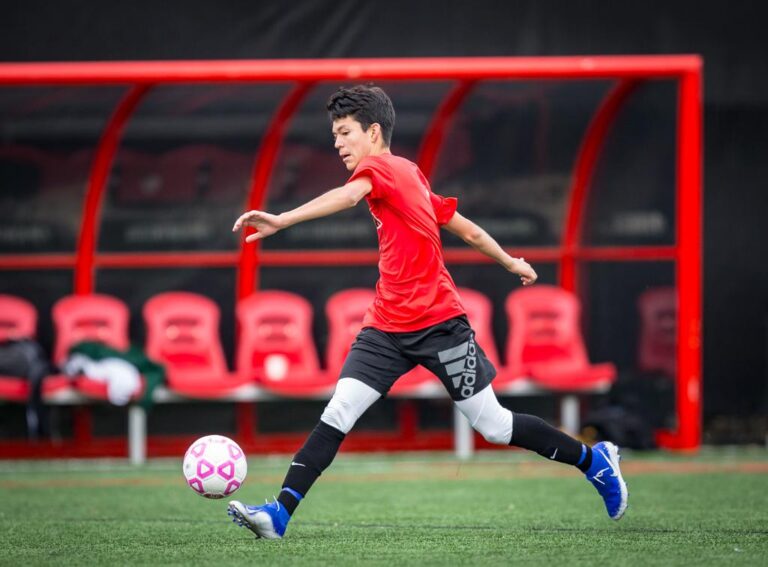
[437, 337, 478, 399]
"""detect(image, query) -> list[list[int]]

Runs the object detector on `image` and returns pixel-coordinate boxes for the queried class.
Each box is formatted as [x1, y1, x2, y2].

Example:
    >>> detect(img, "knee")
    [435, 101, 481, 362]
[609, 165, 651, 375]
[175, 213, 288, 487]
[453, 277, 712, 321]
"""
[320, 396, 356, 434]
[474, 409, 513, 445]
[477, 425, 510, 445]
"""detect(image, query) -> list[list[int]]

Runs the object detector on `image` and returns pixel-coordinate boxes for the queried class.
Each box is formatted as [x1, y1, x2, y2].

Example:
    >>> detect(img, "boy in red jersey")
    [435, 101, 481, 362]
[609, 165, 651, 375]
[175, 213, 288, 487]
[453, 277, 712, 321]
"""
[228, 85, 627, 538]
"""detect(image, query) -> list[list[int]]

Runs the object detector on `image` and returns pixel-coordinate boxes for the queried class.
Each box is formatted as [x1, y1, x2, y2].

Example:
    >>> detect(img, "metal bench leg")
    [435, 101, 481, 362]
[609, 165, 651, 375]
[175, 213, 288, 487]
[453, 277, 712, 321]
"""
[453, 404, 474, 460]
[128, 405, 147, 465]
[560, 395, 579, 436]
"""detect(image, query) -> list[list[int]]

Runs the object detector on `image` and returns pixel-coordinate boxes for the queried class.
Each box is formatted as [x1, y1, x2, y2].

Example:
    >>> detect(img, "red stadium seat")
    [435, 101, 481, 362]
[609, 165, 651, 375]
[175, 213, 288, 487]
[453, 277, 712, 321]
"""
[52, 293, 140, 400]
[236, 291, 330, 397]
[325, 287, 439, 396]
[325, 287, 427, 392]
[457, 287, 501, 368]
[0, 294, 37, 342]
[637, 286, 677, 378]
[0, 293, 37, 402]
[390, 287, 500, 397]
[53, 294, 131, 363]
[144, 292, 246, 398]
[504, 285, 616, 391]
[0, 295, 67, 402]
[324, 288, 376, 380]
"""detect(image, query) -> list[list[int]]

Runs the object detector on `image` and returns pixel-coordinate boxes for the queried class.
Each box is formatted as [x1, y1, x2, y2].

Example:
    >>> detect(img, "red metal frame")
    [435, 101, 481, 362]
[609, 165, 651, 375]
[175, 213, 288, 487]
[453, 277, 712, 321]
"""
[0, 246, 674, 270]
[560, 79, 641, 293]
[0, 56, 703, 453]
[75, 84, 151, 294]
[417, 80, 475, 179]
[659, 69, 703, 450]
[95, 251, 240, 268]
[256, 247, 565, 266]
[0, 56, 700, 84]
[238, 82, 314, 299]
[0, 430, 458, 460]
[0, 254, 77, 269]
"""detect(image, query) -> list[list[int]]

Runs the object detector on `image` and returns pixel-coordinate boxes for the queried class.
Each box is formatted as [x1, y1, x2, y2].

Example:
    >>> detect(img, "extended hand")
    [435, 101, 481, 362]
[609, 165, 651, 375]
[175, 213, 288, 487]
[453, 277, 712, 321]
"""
[510, 257, 537, 286]
[232, 210, 284, 242]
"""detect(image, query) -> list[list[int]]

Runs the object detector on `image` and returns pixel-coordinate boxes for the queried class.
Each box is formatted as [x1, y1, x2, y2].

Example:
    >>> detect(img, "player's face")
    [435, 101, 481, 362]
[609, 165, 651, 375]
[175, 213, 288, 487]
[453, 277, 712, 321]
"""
[332, 116, 373, 171]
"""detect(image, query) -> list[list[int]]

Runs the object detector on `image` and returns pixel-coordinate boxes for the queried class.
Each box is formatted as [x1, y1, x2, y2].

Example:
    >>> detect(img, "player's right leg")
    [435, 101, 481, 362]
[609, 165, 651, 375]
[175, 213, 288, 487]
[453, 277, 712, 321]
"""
[228, 328, 413, 539]
[228, 377, 381, 538]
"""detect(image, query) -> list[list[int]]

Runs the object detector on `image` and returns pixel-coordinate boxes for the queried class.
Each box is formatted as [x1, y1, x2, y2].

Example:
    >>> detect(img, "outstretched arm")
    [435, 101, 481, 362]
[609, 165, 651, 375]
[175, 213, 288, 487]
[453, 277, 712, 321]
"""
[233, 177, 372, 243]
[444, 211, 537, 286]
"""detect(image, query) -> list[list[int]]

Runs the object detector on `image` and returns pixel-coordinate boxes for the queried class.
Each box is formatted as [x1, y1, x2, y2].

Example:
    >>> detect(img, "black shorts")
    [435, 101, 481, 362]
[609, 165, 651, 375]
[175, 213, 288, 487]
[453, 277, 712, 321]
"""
[339, 315, 496, 401]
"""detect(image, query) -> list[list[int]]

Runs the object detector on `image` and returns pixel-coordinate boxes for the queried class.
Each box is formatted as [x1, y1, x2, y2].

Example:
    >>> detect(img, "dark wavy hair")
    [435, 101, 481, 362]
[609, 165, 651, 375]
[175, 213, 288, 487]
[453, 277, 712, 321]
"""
[327, 84, 395, 147]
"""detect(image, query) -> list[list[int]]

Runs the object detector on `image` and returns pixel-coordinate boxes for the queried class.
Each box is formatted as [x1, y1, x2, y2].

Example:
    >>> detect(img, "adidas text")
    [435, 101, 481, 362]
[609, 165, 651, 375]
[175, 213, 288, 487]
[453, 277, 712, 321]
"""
[438, 338, 477, 399]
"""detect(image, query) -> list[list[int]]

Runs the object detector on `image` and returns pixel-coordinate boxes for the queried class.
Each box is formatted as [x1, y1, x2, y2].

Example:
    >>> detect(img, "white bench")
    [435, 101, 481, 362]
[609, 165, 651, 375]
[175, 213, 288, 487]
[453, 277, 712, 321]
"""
[43, 378, 611, 465]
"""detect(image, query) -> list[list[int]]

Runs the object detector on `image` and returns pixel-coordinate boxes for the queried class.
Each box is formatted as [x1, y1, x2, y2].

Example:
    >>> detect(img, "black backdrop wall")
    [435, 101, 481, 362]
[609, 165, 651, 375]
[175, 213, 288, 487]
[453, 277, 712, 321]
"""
[3, 0, 767, 431]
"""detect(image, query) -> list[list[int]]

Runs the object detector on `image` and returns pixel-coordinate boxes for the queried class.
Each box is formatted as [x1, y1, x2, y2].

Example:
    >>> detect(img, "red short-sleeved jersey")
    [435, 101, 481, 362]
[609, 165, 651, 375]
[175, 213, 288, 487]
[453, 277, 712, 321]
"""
[347, 153, 465, 332]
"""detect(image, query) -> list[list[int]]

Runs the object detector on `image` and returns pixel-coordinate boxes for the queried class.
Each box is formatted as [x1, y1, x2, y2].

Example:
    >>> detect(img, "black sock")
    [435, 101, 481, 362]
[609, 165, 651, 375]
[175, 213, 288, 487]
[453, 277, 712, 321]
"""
[576, 444, 593, 473]
[510, 412, 591, 472]
[277, 488, 302, 515]
[277, 420, 346, 515]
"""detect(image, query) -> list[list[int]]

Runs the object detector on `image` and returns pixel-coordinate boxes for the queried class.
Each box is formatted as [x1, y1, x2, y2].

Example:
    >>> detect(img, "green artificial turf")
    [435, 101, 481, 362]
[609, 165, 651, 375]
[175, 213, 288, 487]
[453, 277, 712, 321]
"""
[1, 448, 766, 566]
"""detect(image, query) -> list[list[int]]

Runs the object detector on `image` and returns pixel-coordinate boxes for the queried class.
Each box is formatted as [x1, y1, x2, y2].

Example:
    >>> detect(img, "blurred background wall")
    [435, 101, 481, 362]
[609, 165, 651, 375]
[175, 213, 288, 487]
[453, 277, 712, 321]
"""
[2, 0, 766, 440]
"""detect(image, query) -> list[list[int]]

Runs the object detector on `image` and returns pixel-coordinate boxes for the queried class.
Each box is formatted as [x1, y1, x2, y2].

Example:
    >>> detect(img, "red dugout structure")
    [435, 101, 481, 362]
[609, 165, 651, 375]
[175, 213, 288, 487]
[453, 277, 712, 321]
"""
[0, 56, 702, 450]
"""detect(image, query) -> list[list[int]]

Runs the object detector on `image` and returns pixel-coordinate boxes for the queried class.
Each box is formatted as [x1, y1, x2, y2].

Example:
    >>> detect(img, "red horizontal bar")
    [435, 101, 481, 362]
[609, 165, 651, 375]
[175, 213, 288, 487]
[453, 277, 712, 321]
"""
[0, 246, 677, 271]
[259, 249, 379, 266]
[0, 56, 702, 85]
[94, 251, 240, 268]
[258, 247, 564, 266]
[0, 431, 458, 459]
[0, 254, 76, 269]
[567, 246, 677, 261]
[443, 247, 563, 264]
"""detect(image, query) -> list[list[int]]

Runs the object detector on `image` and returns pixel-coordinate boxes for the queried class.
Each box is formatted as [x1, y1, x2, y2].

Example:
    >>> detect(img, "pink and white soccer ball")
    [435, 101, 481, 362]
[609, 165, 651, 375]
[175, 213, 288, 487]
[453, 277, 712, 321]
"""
[182, 435, 247, 499]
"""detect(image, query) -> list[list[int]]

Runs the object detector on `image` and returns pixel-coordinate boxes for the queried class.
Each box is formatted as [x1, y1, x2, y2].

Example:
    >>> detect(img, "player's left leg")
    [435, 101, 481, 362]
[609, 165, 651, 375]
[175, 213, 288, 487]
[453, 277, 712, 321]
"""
[454, 385, 628, 520]
[407, 316, 627, 520]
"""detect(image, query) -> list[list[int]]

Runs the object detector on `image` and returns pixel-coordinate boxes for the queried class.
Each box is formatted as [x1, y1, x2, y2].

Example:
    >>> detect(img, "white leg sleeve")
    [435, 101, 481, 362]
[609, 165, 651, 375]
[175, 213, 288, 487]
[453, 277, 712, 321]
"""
[320, 377, 382, 434]
[454, 385, 513, 445]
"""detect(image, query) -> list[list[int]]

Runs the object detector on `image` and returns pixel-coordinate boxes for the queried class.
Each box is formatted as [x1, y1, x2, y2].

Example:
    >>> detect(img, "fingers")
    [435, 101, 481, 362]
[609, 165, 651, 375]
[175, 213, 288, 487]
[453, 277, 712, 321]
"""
[519, 269, 537, 286]
[232, 210, 263, 232]
[233, 213, 248, 232]
[244, 232, 264, 243]
[232, 213, 248, 232]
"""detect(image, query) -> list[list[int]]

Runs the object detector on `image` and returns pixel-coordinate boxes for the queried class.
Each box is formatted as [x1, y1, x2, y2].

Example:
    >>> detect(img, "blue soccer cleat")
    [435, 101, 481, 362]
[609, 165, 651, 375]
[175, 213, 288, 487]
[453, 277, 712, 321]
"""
[585, 441, 628, 520]
[227, 499, 290, 539]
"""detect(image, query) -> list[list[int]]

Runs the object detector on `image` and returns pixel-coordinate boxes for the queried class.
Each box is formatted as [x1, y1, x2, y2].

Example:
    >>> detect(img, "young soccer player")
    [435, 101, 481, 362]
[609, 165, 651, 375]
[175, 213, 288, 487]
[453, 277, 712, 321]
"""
[228, 85, 628, 538]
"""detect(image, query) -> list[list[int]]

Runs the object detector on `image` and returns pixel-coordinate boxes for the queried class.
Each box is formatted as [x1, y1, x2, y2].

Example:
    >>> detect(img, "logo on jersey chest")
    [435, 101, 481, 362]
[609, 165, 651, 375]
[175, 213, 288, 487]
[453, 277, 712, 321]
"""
[369, 209, 383, 230]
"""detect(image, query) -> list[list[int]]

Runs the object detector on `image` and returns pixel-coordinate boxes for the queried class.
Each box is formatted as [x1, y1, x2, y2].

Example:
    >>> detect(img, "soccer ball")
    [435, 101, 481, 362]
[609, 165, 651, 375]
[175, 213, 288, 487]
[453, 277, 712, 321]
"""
[182, 435, 247, 499]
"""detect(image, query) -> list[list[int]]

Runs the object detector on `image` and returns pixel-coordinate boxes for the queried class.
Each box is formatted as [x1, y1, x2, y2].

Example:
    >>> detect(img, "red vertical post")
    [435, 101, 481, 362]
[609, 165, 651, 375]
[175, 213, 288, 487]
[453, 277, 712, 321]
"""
[72, 406, 93, 445]
[417, 81, 475, 180]
[410, 81, 474, 444]
[235, 402, 257, 445]
[233, 83, 314, 440]
[237, 82, 314, 300]
[398, 400, 419, 440]
[560, 80, 639, 293]
[71, 84, 149, 453]
[659, 66, 703, 450]
[75, 84, 150, 294]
